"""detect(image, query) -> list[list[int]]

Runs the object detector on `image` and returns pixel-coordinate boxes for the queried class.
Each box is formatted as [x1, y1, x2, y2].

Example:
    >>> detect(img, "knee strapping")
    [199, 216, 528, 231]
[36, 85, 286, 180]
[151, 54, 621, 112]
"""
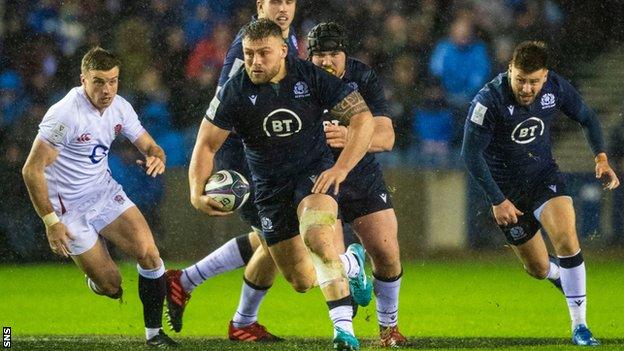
[299, 209, 336, 235]
[309, 252, 345, 287]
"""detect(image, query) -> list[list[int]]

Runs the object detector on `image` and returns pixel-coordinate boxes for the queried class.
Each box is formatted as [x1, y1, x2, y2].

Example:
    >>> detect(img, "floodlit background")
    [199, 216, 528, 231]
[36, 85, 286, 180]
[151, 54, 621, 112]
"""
[1, 1, 623, 350]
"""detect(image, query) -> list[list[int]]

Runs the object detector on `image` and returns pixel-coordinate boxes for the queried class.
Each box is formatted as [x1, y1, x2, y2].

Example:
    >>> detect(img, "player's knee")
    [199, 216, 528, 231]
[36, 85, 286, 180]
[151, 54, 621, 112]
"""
[284, 273, 314, 293]
[99, 274, 122, 296]
[524, 262, 549, 280]
[134, 243, 161, 268]
[368, 248, 400, 272]
[299, 209, 336, 239]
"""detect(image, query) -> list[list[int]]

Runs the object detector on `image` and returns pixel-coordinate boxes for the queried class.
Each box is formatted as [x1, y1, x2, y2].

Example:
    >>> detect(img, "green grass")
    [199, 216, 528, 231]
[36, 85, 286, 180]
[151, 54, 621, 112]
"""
[2, 253, 624, 350]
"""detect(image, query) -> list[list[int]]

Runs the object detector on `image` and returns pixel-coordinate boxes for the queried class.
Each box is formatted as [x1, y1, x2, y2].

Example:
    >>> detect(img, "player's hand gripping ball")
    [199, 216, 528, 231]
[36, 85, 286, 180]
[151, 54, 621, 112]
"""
[204, 170, 250, 211]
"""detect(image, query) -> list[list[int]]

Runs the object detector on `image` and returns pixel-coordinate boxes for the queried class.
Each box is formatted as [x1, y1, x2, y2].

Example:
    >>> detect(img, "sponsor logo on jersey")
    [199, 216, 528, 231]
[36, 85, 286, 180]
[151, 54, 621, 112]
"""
[380, 193, 388, 203]
[77, 133, 91, 143]
[263, 108, 302, 137]
[89, 144, 109, 164]
[348, 81, 358, 90]
[309, 175, 317, 184]
[261, 216, 273, 232]
[511, 117, 544, 144]
[548, 184, 557, 193]
[470, 102, 487, 125]
[509, 226, 526, 241]
[293, 81, 310, 98]
[249, 94, 257, 105]
[541, 93, 556, 109]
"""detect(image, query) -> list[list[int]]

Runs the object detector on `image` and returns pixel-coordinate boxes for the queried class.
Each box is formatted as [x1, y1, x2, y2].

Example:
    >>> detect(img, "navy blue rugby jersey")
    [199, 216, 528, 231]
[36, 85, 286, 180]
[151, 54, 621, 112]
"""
[323, 57, 390, 177]
[217, 21, 299, 150]
[464, 71, 604, 185]
[206, 56, 355, 182]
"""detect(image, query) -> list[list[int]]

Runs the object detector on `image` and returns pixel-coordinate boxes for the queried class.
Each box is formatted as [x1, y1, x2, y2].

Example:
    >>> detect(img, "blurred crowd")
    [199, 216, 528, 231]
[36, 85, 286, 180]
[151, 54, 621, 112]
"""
[1, 0, 622, 260]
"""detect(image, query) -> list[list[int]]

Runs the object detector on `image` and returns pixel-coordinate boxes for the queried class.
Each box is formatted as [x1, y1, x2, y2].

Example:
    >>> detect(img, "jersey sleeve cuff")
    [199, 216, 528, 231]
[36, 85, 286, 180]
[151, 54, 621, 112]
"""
[37, 133, 63, 150]
[490, 193, 506, 206]
[204, 114, 232, 131]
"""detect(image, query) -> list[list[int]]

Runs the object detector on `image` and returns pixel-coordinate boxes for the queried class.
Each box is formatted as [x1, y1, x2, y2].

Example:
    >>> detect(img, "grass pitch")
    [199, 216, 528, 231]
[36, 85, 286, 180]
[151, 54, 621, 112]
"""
[2, 252, 623, 350]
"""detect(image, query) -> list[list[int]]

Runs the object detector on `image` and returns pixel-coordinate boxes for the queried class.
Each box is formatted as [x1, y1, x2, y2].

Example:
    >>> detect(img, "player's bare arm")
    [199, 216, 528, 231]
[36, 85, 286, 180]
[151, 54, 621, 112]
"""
[313, 91, 374, 195]
[189, 118, 232, 216]
[595, 152, 620, 190]
[22, 138, 75, 257]
[329, 90, 370, 124]
[325, 116, 394, 152]
[133, 132, 166, 177]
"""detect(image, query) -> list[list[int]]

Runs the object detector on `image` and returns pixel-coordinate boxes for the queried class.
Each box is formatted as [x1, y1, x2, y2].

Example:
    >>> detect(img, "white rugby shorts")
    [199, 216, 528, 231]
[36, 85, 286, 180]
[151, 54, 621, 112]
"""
[58, 181, 135, 256]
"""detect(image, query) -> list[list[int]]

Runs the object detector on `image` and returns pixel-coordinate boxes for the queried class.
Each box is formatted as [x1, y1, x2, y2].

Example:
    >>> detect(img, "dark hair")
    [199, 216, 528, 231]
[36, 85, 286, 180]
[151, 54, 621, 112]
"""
[510, 41, 548, 72]
[307, 22, 347, 56]
[241, 18, 283, 42]
[81, 46, 121, 72]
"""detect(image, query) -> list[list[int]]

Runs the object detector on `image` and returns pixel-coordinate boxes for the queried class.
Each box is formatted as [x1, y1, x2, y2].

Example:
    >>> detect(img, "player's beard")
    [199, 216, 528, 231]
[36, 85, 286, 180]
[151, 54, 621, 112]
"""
[247, 62, 281, 84]
[516, 92, 535, 105]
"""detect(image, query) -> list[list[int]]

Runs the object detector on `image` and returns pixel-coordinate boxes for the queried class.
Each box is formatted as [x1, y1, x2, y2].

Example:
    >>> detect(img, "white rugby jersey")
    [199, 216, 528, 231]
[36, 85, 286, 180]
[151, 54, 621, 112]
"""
[38, 87, 145, 214]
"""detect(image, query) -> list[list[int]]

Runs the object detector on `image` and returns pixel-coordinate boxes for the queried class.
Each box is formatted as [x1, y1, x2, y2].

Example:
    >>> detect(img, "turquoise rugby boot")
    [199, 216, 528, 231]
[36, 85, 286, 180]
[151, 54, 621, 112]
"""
[572, 325, 600, 346]
[333, 327, 359, 350]
[346, 243, 372, 307]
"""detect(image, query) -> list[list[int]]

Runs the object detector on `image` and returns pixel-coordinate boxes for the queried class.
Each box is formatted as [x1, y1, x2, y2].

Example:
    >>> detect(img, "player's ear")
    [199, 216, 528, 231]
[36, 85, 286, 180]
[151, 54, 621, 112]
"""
[80, 73, 85, 85]
[281, 43, 288, 58]
[543, 69, 549, 82]
[256, 0, 264, 16]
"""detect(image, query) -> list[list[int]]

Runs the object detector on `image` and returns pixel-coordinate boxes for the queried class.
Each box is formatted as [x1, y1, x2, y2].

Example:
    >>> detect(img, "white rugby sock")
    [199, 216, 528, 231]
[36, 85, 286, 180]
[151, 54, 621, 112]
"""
[327, 296, 354, 337]
[145, 327, 161, 340]
[231, 279, 269, 328]
[374, 273, 402, 327]
[339, 252, 360, 279]
[181, 235, 251, 292]
[559, 251, 587, 330]
[546, 261, 560, 280]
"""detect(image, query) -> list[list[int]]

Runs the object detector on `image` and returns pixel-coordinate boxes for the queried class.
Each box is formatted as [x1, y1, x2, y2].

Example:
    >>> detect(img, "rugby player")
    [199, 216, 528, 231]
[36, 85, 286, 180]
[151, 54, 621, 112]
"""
[22, 47, 177, 347]
[461, 40, 619, 346]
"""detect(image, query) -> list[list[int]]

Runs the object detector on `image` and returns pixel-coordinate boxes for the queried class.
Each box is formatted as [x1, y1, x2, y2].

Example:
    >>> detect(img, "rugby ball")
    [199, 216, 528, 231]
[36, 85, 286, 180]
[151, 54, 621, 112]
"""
[204, 170, 250, 211]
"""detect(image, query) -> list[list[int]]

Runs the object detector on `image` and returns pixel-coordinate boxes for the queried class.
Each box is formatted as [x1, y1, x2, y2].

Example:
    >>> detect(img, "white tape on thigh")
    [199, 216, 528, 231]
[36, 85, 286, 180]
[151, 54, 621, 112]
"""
[309, 252, 346, 287]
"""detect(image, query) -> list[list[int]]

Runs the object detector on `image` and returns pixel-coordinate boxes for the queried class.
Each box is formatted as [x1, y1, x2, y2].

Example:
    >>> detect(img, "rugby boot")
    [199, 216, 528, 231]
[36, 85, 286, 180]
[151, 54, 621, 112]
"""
[346, 243, 373, 306]
[165, 269, 191, 332]
[228, 321, 283, 342]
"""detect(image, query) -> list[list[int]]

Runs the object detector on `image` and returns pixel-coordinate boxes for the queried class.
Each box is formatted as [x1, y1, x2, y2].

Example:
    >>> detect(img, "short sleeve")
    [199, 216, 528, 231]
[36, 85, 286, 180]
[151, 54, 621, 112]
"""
[121, 103, 146, 142]
[37, 107, 75, 150]
[358, 69, 390, 118]
[204, 89, 235, 131]
[312, 65, 355, 110]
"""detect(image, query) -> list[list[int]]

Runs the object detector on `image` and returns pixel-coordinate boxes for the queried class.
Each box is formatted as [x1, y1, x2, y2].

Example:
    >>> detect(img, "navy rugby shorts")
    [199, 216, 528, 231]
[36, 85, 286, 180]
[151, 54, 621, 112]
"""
[338, 168, 393, 224]
[497, 169, 569, 246]
[255, 158, 337, 246]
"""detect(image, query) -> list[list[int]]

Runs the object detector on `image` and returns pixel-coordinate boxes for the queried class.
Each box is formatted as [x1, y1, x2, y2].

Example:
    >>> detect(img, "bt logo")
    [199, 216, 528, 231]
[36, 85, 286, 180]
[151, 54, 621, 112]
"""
[89, 145, 109, 164]
[263, 108, 302, 137]
[511, 117, 544, 144]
